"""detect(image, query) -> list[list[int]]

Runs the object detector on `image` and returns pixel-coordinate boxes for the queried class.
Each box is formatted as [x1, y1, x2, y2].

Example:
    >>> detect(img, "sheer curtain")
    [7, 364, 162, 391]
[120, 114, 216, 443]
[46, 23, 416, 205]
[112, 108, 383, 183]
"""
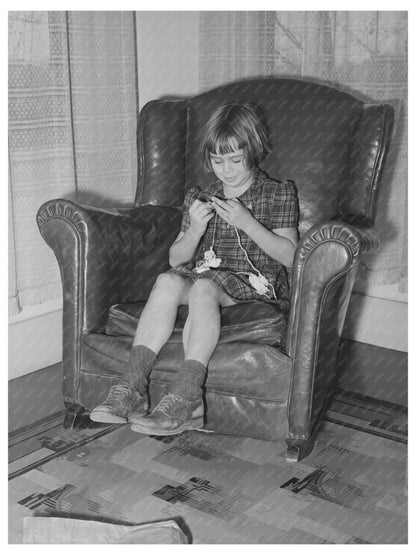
[200, 12, 276, 88]
[199, 11, 408, 295]
[8, 12, 138, 315]
[66, 12, 138, 204]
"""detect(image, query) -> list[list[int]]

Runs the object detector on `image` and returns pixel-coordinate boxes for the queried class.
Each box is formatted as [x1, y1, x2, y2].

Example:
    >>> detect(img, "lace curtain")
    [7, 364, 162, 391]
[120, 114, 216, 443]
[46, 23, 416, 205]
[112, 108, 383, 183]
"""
[8, 11, 138, 315]
[200, 11, 408, 294]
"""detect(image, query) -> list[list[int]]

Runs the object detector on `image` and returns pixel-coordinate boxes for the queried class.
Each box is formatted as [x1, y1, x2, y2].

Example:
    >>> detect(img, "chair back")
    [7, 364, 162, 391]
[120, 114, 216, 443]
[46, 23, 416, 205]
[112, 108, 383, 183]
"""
[136, 78, 393, 234]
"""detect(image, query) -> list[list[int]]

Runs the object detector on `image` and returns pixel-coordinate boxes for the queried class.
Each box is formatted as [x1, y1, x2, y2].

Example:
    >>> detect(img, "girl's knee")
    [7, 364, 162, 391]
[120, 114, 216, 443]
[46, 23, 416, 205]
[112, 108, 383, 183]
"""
[154, 272, 181, 289]
[188, 278, 220, 302]
[153, 273, 189, 299]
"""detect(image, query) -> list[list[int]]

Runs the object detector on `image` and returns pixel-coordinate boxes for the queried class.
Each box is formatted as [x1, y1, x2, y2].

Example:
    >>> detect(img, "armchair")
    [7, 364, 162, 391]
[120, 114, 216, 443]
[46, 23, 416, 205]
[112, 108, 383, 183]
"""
[37, 78, 393, 462]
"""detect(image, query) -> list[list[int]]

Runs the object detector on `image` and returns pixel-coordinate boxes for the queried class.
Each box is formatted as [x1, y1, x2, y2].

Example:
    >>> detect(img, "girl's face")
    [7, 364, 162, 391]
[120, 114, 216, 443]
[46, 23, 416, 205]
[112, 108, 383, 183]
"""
[209, 147, 254, 193]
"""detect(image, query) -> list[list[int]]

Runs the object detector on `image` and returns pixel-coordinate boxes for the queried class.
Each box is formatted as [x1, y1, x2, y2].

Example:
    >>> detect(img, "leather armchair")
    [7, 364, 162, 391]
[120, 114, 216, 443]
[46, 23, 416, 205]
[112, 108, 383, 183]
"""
[37, 78, 394, 461]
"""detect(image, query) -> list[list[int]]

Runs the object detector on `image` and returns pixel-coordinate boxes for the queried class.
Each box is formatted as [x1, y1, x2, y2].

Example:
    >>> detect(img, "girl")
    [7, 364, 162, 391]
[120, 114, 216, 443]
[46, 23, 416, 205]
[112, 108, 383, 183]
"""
[90, 102, 299, 436]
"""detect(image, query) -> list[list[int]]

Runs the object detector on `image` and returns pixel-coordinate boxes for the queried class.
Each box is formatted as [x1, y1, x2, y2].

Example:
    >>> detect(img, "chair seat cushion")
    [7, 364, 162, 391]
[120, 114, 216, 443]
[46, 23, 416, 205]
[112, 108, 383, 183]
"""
[80, 333, 291, 440]
[105, 300, 288, 347]
[82, 333, 291, 399]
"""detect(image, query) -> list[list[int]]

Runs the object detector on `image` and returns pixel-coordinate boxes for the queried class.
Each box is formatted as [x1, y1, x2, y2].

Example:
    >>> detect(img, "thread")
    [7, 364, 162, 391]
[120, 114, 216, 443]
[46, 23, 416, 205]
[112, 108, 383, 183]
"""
[193, 209, 222, 273]
[193, 198, 277, 300]
[234, 227, 277, 300]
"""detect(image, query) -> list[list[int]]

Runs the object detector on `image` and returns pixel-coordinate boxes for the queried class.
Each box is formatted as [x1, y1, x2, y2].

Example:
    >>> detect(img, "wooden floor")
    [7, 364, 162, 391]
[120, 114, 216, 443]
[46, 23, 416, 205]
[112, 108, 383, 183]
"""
[9, 389, 407, 544]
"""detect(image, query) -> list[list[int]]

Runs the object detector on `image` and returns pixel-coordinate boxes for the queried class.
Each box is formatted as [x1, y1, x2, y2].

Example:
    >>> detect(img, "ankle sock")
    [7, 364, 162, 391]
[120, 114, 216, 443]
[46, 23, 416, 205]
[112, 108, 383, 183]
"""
[170, 359, 207, 401]
[127, 345, 157, 395]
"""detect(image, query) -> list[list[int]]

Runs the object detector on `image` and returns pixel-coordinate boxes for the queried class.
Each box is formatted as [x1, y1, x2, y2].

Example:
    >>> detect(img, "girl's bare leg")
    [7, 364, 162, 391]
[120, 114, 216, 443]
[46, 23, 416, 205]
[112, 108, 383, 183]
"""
[92, 273, 192, 424]
[182, 278, 235, 365]
[133, 273, 192, 353]
[129, 278, 236, 435]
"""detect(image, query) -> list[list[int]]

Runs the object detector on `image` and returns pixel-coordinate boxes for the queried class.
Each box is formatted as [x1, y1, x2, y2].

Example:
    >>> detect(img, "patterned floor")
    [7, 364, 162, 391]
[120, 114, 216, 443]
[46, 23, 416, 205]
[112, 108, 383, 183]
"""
[9, 389, 408, 544]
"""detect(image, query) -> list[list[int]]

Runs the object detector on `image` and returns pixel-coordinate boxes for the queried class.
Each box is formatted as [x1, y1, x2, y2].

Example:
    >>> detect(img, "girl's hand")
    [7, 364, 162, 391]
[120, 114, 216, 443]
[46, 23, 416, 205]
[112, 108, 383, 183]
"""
[211, 197, 255, 232]
[188, 199, 214, 236]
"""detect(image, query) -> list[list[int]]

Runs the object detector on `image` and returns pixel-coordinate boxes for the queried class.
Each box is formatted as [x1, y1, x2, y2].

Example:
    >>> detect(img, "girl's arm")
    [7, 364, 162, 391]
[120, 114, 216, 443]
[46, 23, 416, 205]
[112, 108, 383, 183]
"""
[169, 199, 214, 267]
[244, 221, 298, 268]
[169, 229, 201, 267]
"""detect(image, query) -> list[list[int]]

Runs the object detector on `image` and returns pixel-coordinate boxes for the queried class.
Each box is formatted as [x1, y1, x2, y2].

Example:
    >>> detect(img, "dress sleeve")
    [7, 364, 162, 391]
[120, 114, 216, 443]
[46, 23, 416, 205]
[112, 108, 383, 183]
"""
[270, 179, 300, 229]
[180, 188, 199, 233]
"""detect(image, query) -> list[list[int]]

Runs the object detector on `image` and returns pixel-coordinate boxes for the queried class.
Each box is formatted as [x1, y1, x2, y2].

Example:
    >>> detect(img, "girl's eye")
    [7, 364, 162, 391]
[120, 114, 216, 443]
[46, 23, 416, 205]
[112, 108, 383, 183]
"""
[232, 159, 242, 164]
[212, 160, 221, 165]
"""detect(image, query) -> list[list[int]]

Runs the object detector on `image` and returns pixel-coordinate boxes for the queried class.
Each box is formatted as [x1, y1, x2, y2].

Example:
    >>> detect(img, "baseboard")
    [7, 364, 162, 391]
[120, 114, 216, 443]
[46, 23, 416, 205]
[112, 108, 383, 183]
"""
[341, 292, 407, 352]
[8, 301, 63, 380]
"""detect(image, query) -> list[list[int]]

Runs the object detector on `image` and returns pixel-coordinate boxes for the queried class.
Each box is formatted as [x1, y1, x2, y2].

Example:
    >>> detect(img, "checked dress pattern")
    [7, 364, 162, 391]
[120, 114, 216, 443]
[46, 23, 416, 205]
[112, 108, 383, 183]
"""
[169, 169, 299, 303]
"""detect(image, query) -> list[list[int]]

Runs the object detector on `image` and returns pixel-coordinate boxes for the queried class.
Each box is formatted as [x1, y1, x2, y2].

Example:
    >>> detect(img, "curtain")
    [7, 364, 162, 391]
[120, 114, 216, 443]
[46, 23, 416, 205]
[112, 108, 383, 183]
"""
[9, 12, 74, 311]
[8, 160, 20, 316]
[200, 12, 275, 89]
[199, 11, 408, 295]
[66, 12, 138, 204]
[8, 11, 138, 312]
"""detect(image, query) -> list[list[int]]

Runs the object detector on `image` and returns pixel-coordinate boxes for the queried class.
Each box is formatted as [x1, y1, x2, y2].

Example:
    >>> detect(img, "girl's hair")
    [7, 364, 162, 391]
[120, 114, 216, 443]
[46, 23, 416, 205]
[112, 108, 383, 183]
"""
[202, 102, 272, 172]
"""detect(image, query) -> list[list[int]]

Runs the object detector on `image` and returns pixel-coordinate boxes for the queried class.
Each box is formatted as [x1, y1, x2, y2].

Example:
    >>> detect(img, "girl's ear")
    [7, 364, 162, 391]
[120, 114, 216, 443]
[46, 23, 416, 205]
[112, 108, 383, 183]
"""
[242, 154, 252, 170]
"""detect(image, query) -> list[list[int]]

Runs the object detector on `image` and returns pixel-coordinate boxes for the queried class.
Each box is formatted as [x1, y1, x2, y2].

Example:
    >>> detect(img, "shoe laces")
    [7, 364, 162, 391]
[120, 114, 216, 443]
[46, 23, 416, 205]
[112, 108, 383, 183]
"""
[108, 384, 131, 400]
[154, 393, 183, 416]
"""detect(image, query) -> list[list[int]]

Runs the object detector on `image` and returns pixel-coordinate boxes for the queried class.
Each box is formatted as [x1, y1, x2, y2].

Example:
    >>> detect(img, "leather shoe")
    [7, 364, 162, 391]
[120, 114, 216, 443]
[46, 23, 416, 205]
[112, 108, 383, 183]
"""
[130, 393, 204, 435]
[90, 384, 148, 424]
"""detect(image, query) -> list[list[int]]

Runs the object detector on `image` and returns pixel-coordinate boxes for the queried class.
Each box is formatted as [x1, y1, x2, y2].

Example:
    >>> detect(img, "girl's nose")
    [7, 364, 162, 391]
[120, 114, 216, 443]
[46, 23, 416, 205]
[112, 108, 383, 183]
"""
[223, 160, 232, 173]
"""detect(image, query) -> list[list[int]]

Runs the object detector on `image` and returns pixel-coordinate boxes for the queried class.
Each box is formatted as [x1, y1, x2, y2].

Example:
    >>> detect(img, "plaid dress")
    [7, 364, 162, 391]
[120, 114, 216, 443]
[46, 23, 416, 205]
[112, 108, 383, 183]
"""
[169, 169, 299, 304]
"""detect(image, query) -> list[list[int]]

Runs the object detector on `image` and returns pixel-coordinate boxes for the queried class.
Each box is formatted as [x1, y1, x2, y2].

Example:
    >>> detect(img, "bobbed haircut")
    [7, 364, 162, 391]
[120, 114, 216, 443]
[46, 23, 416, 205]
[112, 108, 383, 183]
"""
[202, 102, 272, 172]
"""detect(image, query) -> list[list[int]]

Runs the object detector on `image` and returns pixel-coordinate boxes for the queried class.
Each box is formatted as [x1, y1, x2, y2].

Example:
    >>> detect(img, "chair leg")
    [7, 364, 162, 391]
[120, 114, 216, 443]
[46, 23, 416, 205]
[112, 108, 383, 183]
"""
[285, 392, 333, 462]
[63, 401, 97, 429]
[285, 437, 316, 462]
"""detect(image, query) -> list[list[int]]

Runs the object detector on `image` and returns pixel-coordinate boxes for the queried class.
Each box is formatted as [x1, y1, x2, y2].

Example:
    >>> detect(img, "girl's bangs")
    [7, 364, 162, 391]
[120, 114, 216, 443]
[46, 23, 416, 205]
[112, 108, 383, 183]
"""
[210, 133, 244, 155]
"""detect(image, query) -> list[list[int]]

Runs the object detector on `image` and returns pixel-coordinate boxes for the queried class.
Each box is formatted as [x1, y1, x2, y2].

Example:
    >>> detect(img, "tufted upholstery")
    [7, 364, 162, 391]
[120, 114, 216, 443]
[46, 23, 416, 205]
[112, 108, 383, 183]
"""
[37, 78, 393, 461]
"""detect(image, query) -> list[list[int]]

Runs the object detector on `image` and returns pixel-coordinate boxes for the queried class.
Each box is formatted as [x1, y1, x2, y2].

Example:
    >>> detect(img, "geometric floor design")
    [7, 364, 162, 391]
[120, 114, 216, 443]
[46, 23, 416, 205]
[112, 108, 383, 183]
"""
[9, 389, 408, 544]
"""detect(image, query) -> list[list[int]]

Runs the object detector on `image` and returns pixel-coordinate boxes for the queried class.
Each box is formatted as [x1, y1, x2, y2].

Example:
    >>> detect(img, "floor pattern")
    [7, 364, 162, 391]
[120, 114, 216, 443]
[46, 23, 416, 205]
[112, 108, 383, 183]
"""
[9, 389, 408, 544]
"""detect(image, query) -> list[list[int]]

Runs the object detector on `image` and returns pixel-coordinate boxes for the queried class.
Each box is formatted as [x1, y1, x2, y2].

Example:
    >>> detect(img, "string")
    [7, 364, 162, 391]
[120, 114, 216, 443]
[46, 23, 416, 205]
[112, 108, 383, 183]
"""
[234, 227, 260, 276]
[195, 195, 277, 300]
[234, 227, 277, 301]
[210, 211, 218, 250]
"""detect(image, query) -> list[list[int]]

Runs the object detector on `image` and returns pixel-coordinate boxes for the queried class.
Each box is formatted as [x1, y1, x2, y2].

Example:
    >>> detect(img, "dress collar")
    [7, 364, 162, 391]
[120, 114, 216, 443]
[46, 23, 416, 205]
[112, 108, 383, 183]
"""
[212, 167, 264, 203]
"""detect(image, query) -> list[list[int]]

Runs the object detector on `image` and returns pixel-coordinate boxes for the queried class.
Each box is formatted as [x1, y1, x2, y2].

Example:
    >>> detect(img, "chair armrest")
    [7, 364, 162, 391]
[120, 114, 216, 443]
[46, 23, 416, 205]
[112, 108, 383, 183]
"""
[332, 214, 380, 254]
[37, 199, 181, 406]
[37, 199, 181, 333]
[285, 219, 378, 445]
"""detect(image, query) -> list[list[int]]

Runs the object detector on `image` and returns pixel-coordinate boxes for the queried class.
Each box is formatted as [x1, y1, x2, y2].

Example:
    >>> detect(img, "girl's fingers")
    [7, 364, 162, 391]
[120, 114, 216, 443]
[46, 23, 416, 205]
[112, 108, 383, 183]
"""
[212, 198, 227, 209]
[212, 202, 228, 215]
[200, 213, 214, 224]
[191, 203, 213, 217]
[201, 207, 214, 218]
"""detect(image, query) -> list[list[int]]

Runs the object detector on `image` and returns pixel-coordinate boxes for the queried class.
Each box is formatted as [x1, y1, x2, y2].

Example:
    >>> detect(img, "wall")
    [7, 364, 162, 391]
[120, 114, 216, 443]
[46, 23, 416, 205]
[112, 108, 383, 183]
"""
[136, 11, 200, 110]
[343, 285, 407, 352]
[8, 11, 407, 381]
[9, 300, 62, 380]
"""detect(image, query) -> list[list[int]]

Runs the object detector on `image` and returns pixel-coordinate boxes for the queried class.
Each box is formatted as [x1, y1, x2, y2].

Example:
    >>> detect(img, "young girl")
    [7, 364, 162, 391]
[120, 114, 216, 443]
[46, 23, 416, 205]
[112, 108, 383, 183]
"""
[90, 102, 299, 436]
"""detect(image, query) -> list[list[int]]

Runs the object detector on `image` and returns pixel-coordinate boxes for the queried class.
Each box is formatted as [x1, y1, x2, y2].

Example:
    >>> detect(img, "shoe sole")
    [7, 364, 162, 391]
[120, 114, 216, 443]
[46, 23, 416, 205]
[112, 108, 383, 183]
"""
[130, 416, 204, 436]
[89, 410, 127, 424]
